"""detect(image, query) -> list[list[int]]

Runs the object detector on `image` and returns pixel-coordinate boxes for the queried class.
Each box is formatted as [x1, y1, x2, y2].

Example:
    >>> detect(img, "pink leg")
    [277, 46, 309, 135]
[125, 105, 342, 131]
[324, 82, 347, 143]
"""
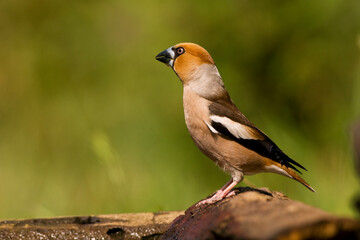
[196, 178, 239, 206]
[219, 178, 234, 192]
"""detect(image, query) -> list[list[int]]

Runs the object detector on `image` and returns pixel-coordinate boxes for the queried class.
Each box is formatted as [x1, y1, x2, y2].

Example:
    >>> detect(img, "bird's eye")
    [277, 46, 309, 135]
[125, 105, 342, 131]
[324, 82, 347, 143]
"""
[176, 47, 185, 55]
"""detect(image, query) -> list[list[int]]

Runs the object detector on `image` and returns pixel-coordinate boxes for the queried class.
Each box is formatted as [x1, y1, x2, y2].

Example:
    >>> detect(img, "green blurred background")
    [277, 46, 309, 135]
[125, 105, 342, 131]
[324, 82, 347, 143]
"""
[0, 0, 359, 219]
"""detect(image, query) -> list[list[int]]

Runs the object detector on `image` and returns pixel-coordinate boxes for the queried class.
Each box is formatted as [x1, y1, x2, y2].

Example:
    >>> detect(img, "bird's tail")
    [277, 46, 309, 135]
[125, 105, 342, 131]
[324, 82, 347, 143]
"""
[283, 164, 316, 192]
[268, 162, 316, 192]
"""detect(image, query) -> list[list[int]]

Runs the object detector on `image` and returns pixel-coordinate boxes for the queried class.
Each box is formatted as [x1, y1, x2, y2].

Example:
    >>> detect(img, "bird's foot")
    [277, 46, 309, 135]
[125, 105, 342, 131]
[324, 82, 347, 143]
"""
[196, 190, 236, 206]
[225, 190, 236, 198]
[196, 195, 221, 206]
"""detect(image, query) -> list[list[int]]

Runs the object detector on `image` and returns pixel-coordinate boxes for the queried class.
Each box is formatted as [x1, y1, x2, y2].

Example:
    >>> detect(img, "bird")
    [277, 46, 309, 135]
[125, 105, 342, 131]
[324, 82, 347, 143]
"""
[155, 42, 315, 205]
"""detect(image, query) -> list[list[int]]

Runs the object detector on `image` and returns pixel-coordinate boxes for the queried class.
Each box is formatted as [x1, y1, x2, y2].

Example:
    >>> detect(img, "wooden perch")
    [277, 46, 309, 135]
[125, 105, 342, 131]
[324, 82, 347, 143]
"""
[352, 119, 360, 214]
[353, 119, 360, 177]
[0, 211, 183, 240]
[0, 188, 358, 239]
[162, 187, 360, 240]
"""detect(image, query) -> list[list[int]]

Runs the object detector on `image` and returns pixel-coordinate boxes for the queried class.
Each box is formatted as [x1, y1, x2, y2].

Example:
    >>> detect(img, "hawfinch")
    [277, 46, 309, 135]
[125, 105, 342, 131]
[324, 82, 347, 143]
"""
[156, 43, 315, 205]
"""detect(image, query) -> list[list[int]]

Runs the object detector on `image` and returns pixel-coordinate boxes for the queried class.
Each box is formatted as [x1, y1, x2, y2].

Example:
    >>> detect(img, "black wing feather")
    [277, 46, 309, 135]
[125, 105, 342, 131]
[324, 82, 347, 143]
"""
[211, 120, 307, 174]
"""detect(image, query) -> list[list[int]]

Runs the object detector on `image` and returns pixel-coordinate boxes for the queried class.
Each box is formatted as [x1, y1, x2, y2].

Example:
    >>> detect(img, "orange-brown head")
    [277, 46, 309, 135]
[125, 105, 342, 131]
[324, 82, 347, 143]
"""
[156, 43, 216, 84]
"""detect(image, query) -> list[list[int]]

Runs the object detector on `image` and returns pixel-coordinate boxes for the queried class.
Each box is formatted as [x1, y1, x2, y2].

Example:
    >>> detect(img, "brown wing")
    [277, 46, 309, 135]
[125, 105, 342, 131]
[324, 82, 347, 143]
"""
[208, 101, 307, 173]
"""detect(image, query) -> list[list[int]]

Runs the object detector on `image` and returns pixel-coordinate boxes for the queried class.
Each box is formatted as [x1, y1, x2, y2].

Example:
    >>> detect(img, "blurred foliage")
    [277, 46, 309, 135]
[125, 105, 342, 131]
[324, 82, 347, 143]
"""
[0, 0, 359, 219]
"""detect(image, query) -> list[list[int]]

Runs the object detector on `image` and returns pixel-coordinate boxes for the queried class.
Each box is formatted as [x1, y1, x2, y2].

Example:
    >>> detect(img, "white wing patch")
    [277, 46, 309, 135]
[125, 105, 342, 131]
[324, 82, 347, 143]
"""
[204, 120, 219, 134]
[264, 165, 292, 178]
[209, 115, 260, 140]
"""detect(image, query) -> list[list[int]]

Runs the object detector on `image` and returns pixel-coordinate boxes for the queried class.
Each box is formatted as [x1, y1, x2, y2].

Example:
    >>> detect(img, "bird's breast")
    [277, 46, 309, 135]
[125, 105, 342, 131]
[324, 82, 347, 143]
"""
[183, 88, 211, 141]
[182, 87, 224, 162]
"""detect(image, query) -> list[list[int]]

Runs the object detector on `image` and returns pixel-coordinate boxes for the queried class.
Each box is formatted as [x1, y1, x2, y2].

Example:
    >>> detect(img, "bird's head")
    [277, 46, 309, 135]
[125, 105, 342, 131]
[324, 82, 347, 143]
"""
[156, 43, 216, 84]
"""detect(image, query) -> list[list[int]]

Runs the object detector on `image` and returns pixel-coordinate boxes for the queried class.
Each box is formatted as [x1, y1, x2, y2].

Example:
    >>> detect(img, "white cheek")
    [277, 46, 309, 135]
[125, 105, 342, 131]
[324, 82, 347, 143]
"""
[167, 47, 175, 67]
[167, 47, 175, 58]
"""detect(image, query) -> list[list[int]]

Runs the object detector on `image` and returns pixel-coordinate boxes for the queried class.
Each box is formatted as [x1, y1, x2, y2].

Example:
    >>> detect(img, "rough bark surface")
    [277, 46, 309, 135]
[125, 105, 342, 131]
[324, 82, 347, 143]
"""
[0, 211, 183, 240]
[353, 119, 360, 177]
[353, 119, 360, 214]
[162, 187, 360, 240]
[0, 188, 359, 239]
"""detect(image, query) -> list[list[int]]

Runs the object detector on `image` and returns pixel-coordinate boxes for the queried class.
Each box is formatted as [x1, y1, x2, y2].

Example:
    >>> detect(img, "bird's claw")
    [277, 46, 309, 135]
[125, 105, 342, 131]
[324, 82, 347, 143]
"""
[195, 190, 236, 206]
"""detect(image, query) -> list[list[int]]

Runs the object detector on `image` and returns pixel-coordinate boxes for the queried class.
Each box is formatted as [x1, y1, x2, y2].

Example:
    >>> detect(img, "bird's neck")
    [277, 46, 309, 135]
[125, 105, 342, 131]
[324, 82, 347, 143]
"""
[183, 64, 228, 101]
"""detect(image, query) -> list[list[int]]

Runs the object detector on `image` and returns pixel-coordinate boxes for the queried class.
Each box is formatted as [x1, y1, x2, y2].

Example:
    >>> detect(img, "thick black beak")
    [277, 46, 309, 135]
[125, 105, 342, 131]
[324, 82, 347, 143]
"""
[155, 49, 173, 66]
